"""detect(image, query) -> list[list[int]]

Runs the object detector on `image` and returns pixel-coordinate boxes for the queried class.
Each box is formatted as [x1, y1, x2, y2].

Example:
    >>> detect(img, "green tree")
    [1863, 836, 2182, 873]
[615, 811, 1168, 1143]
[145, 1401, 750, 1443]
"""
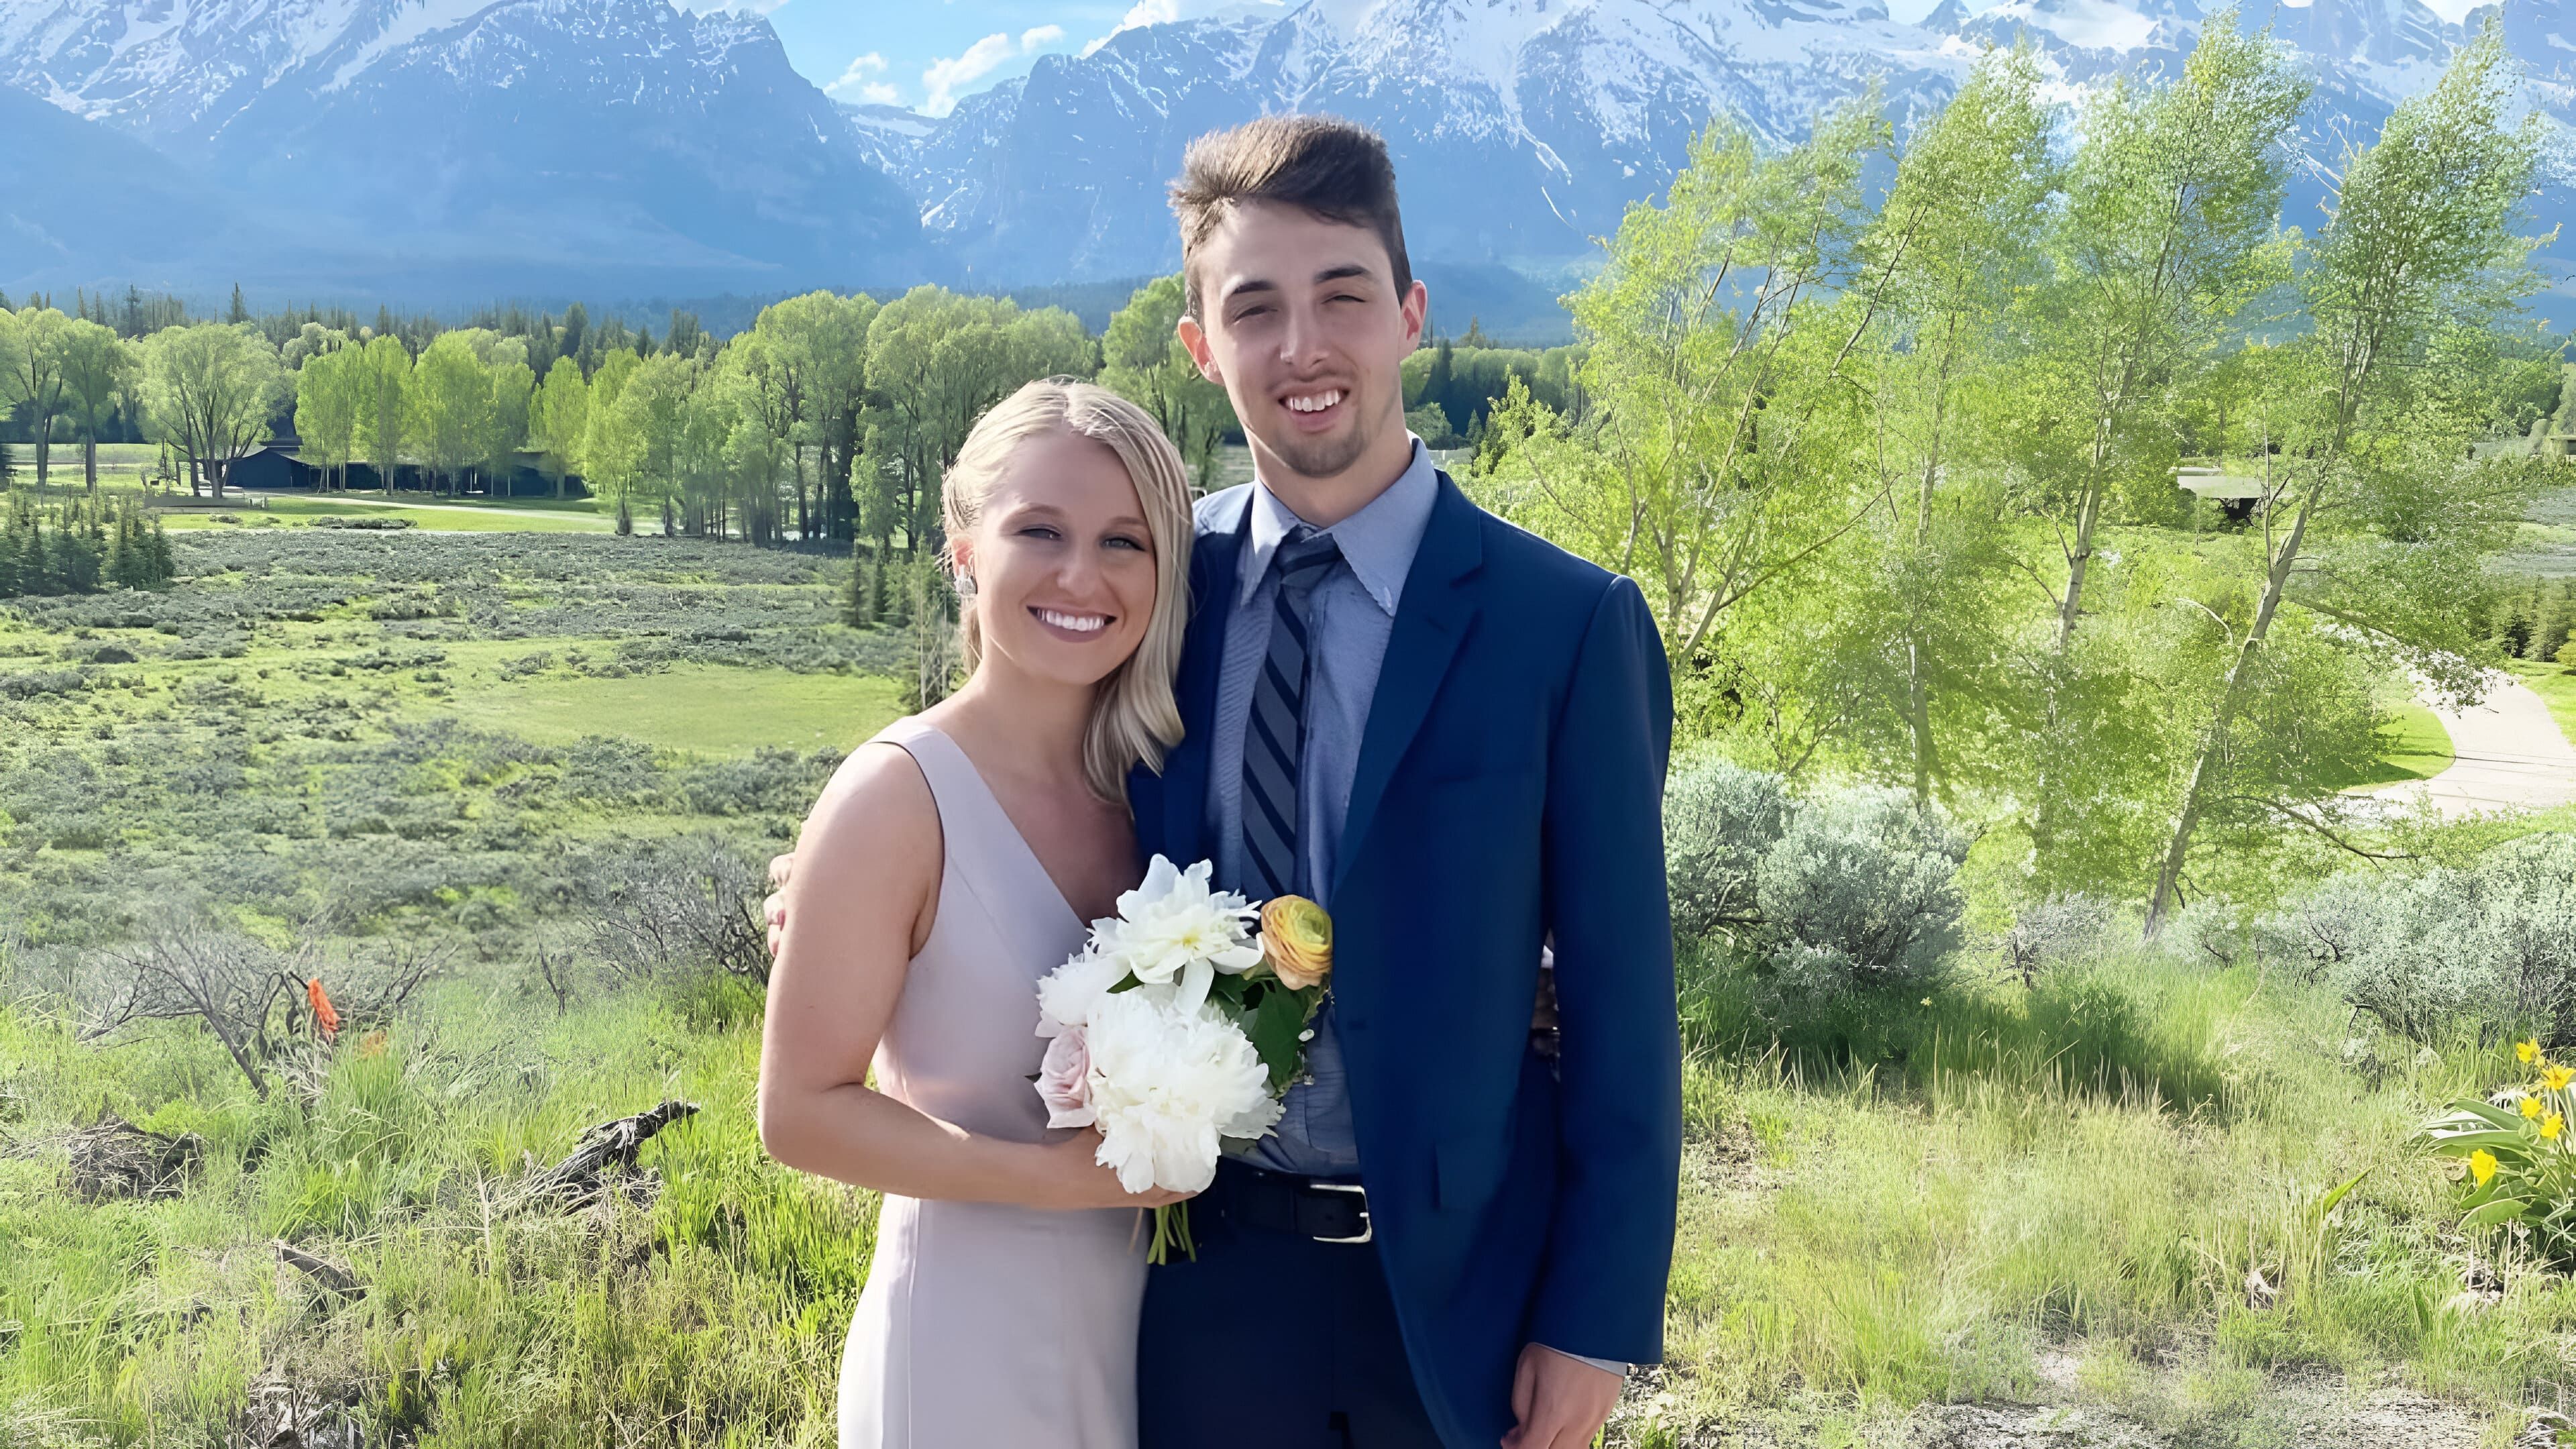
[1850, 46, 2055, 800]
[354, 335, 413, 496]
[2146, 23, 2548, 927]
[2015, 16, 2306, 661]
[293, 344, 364, 492]
[409, 333, 494, 496]
[1099, 274, 1236, 488]
[1475, 96, 1892, 662]
[0, 306, 76, 493]
[141, 323, 284, 498]
[528, 358, 590, 499]
[57, 319, 140, 492]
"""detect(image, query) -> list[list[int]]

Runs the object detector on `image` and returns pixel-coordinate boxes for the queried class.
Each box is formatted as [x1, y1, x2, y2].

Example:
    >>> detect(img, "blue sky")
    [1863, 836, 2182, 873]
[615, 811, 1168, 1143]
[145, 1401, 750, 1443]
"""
[723, 1, 1167, 116]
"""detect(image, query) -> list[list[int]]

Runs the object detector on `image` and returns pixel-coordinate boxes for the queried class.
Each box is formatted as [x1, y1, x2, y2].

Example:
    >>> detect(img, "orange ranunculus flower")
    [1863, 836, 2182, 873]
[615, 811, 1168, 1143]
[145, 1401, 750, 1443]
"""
[307, 977, 340, 1039]
[1259, 896, 1333, 992]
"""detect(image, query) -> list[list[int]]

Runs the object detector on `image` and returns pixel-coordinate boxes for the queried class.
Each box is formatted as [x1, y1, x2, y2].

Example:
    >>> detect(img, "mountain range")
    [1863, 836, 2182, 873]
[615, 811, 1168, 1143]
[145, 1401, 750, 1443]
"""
[2, 0, 2569, 333]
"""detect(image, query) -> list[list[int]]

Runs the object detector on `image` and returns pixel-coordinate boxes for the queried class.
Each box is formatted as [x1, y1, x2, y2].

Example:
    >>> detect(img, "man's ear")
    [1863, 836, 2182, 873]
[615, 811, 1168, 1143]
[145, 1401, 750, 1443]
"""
[1176, 314, 1224, 386]
[1400, 279, 1429, 352]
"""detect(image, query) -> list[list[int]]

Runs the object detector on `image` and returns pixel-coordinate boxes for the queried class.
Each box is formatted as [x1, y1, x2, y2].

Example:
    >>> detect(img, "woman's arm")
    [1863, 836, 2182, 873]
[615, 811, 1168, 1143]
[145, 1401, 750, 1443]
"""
[754, 743, 1181, 1210]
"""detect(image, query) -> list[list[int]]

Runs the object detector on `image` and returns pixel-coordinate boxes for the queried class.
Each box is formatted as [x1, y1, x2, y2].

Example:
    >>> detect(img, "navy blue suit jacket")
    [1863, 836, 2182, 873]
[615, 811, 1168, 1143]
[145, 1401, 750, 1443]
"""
[1128, 472, 1682, 1446]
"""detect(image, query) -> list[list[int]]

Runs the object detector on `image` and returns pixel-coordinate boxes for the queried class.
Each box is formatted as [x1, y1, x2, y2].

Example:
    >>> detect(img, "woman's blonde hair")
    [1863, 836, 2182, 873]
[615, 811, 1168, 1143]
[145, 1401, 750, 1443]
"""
[944, 376, 1195, 804]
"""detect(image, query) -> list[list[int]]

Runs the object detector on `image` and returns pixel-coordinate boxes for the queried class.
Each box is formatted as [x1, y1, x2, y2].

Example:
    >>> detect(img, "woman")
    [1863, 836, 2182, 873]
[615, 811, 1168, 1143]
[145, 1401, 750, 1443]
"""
[755, 376, 1198, 1448]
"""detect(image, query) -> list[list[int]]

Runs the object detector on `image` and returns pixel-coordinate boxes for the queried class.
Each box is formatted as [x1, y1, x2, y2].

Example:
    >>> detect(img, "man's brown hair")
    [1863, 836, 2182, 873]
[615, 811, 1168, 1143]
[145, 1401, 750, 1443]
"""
[1168, 114, 1412, 321]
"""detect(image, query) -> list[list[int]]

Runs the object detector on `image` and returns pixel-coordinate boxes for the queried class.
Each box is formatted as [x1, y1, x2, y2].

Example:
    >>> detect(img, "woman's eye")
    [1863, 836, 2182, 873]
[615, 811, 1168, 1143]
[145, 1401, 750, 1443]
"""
[1104, 535, 1145, 551]
[1020, 526, 1062, 541]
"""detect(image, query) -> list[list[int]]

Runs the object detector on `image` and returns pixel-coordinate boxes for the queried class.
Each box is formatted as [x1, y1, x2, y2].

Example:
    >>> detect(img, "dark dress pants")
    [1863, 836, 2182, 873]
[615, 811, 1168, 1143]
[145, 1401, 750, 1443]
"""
[1138, 1162, 1446, 1449]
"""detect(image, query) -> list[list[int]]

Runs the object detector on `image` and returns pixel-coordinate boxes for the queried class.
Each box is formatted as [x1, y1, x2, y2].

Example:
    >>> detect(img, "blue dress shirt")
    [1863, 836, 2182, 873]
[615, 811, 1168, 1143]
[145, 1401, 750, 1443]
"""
[1208, 437, 1438, 1177]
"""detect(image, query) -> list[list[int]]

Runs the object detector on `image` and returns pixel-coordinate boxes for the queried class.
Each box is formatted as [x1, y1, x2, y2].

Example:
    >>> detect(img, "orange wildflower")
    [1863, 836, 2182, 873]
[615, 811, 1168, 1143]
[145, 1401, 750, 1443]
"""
[306, 977, 341, 1038]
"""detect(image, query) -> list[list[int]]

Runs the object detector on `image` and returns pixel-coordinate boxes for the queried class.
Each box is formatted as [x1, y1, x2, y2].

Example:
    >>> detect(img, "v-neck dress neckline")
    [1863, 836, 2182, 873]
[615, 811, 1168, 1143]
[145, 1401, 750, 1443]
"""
[896, 720, 1090, 936]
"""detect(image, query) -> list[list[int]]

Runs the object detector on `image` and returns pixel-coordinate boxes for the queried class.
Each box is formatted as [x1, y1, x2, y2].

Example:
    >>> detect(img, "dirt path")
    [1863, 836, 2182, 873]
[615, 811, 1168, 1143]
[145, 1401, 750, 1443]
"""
[2384, 675, 2576, 818]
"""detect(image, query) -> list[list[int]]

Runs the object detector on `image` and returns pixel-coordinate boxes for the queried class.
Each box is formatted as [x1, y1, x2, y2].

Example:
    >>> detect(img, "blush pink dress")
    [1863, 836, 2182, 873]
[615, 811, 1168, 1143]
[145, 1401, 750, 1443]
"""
[836, 718, 1151, 1449]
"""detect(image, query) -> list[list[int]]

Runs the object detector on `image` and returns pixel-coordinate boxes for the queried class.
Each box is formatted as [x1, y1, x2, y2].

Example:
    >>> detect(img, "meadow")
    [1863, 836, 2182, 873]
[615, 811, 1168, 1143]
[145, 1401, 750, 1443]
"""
[1, 517, 2573, 1449]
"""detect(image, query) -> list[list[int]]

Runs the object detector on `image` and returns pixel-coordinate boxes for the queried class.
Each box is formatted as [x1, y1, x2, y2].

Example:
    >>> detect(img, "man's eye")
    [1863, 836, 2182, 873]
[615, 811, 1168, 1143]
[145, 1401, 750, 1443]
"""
[1234, 306, 1272, 321]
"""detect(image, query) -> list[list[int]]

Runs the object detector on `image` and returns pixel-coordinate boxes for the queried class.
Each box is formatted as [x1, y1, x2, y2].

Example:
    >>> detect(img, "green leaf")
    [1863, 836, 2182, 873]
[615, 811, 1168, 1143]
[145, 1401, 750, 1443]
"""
[2426, 1128, 2532, 1155]
[2435, 1099, 2526, 1131]
[2317, 1163, 2374, 1218]
[1246, 986, 1310, 1095]
[2461, 1198, 2532, 1229]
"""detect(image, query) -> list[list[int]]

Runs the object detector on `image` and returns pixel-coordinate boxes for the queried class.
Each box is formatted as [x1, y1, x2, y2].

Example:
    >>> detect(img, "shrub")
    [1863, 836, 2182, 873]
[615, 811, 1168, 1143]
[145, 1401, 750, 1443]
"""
[2000, 894, 2120, 986]
[1755, 785, 1968, 996]
[1663, 757, 1790, 943]
[2296, 835, 2576, 1048]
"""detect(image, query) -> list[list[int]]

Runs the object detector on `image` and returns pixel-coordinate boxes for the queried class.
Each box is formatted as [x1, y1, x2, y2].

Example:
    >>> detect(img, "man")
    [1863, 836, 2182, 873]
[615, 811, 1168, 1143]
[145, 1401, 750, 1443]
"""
[1128, 114, 1680, 1449]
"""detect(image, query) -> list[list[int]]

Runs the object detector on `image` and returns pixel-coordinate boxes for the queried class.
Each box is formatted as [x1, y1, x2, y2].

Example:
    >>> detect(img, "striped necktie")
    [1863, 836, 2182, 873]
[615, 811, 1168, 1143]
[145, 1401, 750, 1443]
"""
[1241, 525, 1342, 900]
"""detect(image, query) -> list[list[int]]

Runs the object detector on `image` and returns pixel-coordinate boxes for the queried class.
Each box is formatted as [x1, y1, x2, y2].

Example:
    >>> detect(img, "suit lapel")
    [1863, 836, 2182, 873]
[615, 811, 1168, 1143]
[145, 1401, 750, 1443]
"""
[1332, 472, 1483, 902]
[1157, 494, 1249, 868]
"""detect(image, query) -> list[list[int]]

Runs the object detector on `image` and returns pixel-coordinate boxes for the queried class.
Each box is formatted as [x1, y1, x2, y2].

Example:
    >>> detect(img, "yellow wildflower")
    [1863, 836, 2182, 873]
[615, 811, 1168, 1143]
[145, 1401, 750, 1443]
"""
[2544, 1114, 2564, 1142]
[2473, 1148, 2499, 1186]
[2524, 1096, 2544, 1119]
[2546, 1066, 2573, 1093]
[2520, 1039, 2542, 1065]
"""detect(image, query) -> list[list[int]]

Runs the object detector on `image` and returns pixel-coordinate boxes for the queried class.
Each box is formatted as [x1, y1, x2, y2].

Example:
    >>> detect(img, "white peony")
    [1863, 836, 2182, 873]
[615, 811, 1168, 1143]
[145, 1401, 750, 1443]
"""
[1094, 855, 1264, 1013]
[1034, 943, 1129, 1035]
[1083, 989, 1283, 1194]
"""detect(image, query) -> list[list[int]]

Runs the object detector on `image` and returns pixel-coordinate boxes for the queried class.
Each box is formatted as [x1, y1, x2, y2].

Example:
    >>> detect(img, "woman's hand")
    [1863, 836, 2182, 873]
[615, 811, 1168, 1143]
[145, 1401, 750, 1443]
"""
[1029, 1131, 1195, 1210]
[765, 852, 794, 958]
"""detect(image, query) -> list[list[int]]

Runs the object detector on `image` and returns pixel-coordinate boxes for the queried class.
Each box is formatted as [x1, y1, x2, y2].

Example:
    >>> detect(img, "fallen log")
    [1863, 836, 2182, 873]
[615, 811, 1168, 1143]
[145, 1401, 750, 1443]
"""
[272, 1240, 364, 1301]
[509, 1099, 698, 1212]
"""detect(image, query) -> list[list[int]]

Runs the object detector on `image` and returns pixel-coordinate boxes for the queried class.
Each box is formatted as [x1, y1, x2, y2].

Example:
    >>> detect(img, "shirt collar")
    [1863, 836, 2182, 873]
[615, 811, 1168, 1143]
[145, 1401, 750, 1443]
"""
[1237, 435, 1439, 616]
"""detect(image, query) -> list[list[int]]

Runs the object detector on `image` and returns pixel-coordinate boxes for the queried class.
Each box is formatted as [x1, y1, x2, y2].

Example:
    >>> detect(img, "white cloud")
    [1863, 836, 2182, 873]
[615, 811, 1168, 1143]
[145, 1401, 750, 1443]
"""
[822, 50, 890, 99]
[1020, 23, 1065, 50]
[857, 80, 901, 105]
[1083, 0, 1303, 55]
[922, 32, 1014, 116]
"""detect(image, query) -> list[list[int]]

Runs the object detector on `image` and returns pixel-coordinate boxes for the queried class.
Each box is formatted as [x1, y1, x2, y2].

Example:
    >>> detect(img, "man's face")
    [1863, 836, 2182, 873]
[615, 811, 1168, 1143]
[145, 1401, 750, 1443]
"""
[1177, 201, 1426, 484]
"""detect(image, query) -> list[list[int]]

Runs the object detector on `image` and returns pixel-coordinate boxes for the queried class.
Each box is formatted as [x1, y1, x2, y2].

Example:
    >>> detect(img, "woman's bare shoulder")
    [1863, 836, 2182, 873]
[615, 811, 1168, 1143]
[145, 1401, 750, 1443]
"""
[800, 739, 941, 873]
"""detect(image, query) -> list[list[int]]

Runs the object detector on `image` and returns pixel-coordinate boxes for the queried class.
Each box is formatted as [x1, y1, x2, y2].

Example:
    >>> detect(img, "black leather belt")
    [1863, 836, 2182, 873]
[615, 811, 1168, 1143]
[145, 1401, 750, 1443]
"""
[1205, 1159, 1372, 1244]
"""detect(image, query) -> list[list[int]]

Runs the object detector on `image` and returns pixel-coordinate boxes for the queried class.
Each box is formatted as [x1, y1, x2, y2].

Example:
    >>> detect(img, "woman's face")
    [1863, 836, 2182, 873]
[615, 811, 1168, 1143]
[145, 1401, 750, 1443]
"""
[957, 426, 1159, 692]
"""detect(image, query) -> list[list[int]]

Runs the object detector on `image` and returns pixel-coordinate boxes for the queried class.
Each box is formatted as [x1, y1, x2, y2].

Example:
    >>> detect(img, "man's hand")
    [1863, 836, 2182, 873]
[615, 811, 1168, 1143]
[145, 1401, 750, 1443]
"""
[1501, 1344, 1621, 1449]
[764, 852, 794, 958]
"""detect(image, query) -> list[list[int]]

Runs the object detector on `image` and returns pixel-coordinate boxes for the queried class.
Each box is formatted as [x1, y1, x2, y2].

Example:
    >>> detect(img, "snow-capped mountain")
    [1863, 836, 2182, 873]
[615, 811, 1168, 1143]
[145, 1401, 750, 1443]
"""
[853, 0, 2576, 295]
[884, 0, 1967, 286]
[3, 0, 2569, 319]
[0, 0, 925, 299]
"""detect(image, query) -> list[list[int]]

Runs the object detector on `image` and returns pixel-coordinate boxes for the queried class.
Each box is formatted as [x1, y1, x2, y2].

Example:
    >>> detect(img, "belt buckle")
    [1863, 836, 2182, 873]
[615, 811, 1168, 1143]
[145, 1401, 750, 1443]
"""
[1310, 1182, 1372, 1244]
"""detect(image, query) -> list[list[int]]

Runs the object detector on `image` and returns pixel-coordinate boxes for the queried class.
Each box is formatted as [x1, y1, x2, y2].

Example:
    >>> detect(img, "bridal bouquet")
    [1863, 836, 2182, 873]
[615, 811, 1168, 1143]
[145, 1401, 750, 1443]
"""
[1032, 855, 1334, 1263]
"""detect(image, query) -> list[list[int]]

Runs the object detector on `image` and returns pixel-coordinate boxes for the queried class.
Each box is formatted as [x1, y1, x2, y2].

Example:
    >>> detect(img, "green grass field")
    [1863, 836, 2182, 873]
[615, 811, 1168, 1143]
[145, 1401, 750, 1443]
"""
[2339, 701, 2457, 792]
[420, 661, 900, 755]
[2516, 662, 2576, 749]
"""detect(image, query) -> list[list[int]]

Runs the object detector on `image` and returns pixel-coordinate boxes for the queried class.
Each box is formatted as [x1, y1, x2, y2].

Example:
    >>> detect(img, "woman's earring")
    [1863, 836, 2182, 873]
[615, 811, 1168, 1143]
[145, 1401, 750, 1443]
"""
[955, 571, 977, 601]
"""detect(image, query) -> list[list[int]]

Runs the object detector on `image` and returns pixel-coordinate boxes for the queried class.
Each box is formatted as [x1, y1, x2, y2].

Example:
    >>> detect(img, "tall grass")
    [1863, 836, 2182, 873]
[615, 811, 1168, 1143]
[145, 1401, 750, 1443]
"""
[1639, 943, 2576, 1444]
[0, 977, 873, 1446]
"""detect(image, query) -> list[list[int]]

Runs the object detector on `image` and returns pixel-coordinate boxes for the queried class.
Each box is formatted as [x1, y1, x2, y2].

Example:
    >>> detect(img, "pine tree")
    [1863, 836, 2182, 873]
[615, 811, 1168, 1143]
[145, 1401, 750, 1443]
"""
[227, 284, 249, 325]
[843, 538, 877, 628]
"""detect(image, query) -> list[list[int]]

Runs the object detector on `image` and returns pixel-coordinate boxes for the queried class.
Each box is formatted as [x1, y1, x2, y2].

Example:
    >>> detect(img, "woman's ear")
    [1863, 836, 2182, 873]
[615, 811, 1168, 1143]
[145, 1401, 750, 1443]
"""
[948, 536, 974, 586]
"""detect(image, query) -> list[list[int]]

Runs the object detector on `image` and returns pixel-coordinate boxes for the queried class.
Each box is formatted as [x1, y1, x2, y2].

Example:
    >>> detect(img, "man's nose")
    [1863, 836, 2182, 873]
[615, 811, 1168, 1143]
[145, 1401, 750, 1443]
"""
[1278, 303, 1330, 371]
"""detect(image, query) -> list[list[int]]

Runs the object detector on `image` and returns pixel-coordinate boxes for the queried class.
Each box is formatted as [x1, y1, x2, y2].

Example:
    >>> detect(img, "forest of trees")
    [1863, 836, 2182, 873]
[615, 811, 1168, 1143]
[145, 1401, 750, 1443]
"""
[1472, 19, 2565, 922]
